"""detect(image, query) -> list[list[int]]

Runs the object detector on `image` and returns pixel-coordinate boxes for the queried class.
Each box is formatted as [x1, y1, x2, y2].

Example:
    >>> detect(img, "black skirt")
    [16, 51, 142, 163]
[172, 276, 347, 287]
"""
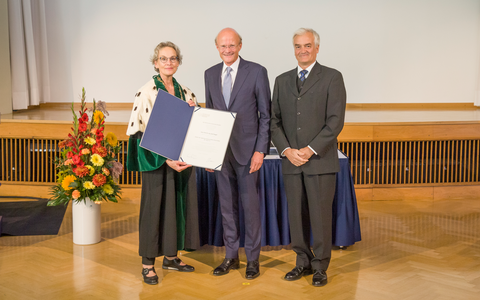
[138, 163, 199, 258]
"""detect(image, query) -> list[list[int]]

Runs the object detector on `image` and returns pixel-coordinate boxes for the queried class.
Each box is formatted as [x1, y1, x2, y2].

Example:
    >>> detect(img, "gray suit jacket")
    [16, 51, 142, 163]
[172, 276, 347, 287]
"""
[270, 62, 346, 175]
[205, 57, 271, 165]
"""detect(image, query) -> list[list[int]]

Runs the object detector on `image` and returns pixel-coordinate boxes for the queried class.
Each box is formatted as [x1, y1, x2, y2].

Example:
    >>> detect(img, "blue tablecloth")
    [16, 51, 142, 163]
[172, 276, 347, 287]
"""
[196, 151, 361, 247]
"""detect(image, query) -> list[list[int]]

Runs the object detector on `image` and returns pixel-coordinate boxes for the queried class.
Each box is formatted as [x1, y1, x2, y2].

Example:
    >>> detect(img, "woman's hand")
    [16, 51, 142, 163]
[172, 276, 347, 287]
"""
[187, 100, 195, 107]
[166, 160, 192, 172]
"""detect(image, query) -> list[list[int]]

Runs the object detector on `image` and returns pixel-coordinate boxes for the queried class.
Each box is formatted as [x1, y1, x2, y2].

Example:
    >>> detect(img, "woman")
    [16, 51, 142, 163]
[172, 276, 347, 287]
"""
[126, 41, 199, 285]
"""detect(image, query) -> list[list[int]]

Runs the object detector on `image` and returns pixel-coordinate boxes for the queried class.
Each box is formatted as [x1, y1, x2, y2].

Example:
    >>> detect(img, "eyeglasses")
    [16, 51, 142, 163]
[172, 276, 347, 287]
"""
[219, 44, 238, 51]
[158, 56, 179, 63]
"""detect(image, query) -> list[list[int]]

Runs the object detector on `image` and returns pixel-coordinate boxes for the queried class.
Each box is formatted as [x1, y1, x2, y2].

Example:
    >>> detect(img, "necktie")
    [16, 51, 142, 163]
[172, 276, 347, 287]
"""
[299, 69, 308, 82]
[223, 67, 232, 107]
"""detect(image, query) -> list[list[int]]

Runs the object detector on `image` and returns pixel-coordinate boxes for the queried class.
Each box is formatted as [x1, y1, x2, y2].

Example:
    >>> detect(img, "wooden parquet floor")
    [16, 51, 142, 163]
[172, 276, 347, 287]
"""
[1, 199, 480, 300]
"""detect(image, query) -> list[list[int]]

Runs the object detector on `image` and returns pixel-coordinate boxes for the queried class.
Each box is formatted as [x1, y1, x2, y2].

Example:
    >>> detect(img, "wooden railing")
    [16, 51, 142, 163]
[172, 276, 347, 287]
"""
[1, 137, 479, 187]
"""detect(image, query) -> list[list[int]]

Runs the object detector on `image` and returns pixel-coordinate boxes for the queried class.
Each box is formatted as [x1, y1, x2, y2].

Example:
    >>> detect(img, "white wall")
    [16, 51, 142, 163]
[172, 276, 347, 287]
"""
[44, 0, 480, 104]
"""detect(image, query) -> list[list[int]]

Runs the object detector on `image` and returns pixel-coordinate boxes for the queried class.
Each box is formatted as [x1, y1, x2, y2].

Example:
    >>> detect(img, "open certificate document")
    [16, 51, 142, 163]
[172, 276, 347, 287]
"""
[140, 89, 236, 170]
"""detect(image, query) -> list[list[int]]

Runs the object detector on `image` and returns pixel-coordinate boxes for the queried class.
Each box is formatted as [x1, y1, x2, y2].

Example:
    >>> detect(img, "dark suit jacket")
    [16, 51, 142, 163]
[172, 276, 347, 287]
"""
[271, 62, 346, 175]
[205, 57, 271, 165]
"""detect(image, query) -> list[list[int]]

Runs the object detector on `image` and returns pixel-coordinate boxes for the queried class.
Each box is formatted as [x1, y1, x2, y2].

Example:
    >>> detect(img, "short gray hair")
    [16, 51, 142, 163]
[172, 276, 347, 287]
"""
[150, 41, 183, 73]
[293, 28, 320, 47]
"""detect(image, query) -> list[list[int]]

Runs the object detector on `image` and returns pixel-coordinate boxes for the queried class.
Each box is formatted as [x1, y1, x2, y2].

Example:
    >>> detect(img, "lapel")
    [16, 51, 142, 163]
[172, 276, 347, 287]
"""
[287, 68, 298, 97]
[211, 63, 227, 110]
[299, 62, 322, 97]
[228, 57, 249, 109]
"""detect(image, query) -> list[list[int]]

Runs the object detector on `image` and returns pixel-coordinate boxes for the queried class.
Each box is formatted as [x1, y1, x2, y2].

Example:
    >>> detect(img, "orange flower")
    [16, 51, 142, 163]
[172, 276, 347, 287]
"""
[81, 148, 90, 155]
[93, 146, 108, 157]
[92, 174, 107, 187]
[72, 190, 81, 200]
[102, 168, 110, 176]
[64, 159, 74, 166]
[74, 166, 90, 177]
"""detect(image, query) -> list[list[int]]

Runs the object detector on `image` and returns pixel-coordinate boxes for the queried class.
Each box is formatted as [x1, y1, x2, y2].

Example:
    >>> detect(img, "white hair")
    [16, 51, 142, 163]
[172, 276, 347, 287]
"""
[293, 28, 320, 47]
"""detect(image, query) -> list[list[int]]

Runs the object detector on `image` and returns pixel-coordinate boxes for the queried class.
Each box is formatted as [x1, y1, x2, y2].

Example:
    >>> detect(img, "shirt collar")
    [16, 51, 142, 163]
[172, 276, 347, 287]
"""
[222, 57, 241, 74]
[297, 61, 316, 78]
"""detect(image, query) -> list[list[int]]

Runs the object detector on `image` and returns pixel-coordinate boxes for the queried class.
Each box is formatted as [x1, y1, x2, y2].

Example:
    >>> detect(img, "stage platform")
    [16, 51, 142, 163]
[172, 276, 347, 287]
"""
[1, 103, 480, 201]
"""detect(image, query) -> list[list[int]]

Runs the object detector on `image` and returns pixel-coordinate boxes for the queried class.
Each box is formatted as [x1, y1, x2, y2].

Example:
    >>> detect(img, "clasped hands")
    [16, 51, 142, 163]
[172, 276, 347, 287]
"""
[284, 147, 314, 167]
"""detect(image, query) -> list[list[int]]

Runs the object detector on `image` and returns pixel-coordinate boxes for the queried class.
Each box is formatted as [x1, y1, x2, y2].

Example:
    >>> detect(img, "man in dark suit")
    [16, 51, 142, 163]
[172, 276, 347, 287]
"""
[270, 28, 346, 287]
[204, 28, 271, 279]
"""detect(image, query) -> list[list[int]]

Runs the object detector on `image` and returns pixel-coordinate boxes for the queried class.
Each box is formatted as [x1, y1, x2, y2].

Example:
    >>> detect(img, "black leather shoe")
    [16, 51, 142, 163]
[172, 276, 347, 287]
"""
[142, 267, 158, 285]
[284, 266, 313, 281]
[245, 260, 260, 279]
[162, 257, 195, 272]
[213, 258, 240, 276]
[312, 269, 328, 287]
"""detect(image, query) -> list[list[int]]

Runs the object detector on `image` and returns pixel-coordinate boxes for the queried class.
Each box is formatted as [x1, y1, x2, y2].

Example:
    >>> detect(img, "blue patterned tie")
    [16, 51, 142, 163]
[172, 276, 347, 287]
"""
[223, 67, 232, 107]
[299, 69, 308, 82]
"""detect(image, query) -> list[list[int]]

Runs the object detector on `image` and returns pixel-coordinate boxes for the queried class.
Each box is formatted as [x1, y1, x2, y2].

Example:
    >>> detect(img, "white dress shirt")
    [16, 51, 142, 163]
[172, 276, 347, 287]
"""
[221, 57, 241, 90]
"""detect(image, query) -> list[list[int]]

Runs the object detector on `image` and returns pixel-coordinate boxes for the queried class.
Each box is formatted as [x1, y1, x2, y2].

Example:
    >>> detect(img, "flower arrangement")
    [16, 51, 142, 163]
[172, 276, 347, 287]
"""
[48, 88, 123, 206]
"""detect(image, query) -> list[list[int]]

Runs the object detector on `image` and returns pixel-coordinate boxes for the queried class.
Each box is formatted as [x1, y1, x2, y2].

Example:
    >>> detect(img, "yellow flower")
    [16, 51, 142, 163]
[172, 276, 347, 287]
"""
[72, 190, 81, 200]
[86, 165, 95, 176]
[90, 154, 104, 167]
[83, 181, 95, 189]
[93, 110, 104, 124]
[106, 132, 117, 147]
[85, 137, 96, 145]
[61, 175, 77, 190]
[102, 184, 114, 195]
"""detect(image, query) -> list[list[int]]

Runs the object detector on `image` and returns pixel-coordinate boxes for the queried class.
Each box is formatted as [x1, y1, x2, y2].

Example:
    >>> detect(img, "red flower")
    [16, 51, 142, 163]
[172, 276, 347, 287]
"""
[67, 151, 73, 158]
[72, 154, 84, 166]
[81, 113, 89, 122]
[79, 122, 87, 132]
[92, 174, 107, 187]
[74, 166, 90, 177]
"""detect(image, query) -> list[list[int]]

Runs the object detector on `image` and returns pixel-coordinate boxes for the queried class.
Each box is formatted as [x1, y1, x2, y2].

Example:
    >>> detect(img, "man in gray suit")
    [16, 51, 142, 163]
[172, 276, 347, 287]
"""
[205, 28, 271, 279]
[270, 28, 346, 287]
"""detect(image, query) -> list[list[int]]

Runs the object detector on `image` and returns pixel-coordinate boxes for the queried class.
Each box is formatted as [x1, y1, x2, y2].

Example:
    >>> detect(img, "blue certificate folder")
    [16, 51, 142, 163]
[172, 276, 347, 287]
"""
[140, 89, 195, 161]
[139, 89, 236, 170]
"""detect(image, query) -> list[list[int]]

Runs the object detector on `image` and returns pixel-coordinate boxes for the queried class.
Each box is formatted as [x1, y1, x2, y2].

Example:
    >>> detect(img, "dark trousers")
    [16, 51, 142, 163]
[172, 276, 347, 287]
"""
[283, 172, 336, 271]
[215, 147, 261, 261]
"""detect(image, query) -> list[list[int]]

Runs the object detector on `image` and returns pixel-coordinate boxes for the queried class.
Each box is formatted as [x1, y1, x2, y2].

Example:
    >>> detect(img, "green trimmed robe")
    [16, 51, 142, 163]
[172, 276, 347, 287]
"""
[126, 75, 199, 259]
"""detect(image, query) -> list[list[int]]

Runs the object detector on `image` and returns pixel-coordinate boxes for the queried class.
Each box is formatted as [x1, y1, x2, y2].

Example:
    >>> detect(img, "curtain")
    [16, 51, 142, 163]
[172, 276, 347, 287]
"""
[8, 0, 50, 110]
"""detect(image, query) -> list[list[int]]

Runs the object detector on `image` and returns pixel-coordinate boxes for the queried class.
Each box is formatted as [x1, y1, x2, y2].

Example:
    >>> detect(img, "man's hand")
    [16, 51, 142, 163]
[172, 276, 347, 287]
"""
[298, 146, 314, 160]
[205, 168, 215, 173]
[249, 151, 264, 174]
[284, 148, 308, 167]
[166, 160, 191, 172]
[187, 100, 196, 107]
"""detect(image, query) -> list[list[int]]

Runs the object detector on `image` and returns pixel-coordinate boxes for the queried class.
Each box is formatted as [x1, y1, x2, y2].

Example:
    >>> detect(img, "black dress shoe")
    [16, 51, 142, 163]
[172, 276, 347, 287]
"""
[312, 270, 328, 287]
[213, 258, 240, 276]
[142, 267, 158, 285]
[284, 266, 313, 281]
[245, 260, 260, 279]
[162, 257, 195, 272]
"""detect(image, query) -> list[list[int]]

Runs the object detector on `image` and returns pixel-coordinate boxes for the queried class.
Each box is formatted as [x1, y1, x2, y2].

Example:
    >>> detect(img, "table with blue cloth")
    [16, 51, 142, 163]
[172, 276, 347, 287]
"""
[196, 150, 361, 248]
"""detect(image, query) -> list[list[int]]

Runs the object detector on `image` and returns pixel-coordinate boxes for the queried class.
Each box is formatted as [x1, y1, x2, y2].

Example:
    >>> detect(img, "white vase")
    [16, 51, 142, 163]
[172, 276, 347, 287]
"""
[72, 198, 101, 245]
